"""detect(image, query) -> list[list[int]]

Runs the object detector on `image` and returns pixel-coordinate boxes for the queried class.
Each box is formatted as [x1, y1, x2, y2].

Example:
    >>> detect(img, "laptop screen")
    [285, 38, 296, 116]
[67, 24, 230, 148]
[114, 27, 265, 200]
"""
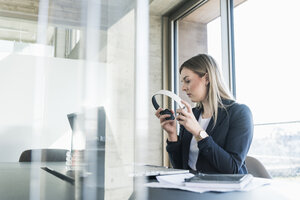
[67, 106, 106, 151]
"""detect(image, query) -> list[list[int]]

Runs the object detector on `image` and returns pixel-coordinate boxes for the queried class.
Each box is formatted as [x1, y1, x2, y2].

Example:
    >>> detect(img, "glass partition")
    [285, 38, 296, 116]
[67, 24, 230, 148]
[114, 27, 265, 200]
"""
[0, 0, 148, 199]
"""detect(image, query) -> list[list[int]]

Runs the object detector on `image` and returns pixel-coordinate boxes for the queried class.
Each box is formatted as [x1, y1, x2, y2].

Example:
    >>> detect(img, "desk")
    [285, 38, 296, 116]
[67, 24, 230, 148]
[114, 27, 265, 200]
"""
[0, 163, 74, 200]
[131, 177, 298, 200]
[144, 186, 290, 200]
[0, 163, 298, 200]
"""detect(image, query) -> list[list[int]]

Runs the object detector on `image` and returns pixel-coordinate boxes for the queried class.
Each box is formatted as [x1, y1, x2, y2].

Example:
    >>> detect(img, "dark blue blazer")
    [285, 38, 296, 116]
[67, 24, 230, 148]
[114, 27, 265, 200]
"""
[166, 100, 253, 174]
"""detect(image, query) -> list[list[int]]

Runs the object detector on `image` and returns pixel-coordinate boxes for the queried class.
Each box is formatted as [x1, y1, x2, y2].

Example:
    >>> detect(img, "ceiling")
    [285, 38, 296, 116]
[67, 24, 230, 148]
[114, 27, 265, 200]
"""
[0, 0, 247, 43]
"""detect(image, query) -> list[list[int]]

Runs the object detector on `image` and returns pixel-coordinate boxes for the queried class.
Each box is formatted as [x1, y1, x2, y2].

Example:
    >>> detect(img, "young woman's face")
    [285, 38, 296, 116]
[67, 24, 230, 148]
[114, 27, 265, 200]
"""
[180, 67, 209, 102]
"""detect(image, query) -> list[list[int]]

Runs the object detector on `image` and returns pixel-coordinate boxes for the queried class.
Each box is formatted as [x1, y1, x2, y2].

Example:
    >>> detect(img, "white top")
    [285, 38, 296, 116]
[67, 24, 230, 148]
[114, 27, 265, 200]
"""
[188, 113, 211, 171]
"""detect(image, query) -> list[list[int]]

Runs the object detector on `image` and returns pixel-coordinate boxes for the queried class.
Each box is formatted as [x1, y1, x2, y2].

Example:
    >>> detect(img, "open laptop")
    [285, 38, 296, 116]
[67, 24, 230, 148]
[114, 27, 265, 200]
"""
[42, 107, 106, 188]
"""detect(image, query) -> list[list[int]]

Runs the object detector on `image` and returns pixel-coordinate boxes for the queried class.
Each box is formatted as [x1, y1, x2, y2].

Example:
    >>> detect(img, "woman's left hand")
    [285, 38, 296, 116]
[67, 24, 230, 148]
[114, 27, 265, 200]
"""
[176, 100, 202, 136]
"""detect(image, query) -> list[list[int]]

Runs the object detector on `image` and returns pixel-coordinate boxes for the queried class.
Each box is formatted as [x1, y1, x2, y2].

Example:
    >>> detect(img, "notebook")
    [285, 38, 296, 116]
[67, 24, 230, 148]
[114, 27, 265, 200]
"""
[184, 173, 253, 189]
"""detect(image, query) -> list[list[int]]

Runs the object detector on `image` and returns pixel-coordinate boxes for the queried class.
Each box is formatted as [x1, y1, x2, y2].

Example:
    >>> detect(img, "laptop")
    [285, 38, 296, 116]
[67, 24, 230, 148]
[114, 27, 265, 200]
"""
[42, 107, 106, 188]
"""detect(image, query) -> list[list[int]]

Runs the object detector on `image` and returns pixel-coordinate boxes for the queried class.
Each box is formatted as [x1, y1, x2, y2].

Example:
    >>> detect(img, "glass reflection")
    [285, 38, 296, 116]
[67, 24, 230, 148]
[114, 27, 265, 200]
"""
[0, 0, 146, 199]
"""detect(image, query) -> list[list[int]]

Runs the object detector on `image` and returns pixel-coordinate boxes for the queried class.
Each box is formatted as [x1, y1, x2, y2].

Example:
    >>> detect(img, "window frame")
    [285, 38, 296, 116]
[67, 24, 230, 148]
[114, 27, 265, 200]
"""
[162, 0, 237, 166]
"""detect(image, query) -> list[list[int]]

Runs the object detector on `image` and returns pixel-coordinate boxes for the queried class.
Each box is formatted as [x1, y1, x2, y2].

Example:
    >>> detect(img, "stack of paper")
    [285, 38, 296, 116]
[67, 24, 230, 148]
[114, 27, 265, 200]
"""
[145, 173, 272, 193]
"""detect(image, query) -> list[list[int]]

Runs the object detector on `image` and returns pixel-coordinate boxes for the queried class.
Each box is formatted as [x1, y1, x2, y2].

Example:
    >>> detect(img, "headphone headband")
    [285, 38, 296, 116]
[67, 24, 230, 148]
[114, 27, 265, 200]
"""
[152, 90, 184, 110]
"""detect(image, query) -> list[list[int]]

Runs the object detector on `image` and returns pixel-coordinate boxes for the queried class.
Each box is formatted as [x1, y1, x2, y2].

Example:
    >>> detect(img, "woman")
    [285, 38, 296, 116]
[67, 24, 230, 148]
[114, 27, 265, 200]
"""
[155, 54, 253, 174]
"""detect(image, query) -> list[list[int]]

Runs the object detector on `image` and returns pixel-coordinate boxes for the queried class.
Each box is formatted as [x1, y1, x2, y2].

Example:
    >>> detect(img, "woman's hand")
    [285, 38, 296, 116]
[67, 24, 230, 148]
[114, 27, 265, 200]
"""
[176, 100, 202, 136]
[155, 108, 177, 141]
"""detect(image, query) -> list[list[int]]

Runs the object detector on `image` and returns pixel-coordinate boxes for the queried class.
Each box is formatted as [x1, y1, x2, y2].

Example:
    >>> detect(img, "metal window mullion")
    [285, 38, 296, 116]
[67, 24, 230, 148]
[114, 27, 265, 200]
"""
[173, 20, 182, 140]
[221, 0, 236, 97]
[162, 16, 170, 167]
[173, 20, 179, 112]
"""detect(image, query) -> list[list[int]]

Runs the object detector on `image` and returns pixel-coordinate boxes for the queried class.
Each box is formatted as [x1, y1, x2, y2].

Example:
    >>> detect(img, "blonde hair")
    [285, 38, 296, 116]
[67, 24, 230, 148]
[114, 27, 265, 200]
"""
[180, 54, 234, 127]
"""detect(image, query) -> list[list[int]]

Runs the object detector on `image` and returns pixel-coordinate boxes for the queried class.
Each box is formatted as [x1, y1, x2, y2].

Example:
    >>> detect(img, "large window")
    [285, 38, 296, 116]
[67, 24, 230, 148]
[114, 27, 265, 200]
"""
[170, 0, 245, 104]
[234, 0, 300, 178]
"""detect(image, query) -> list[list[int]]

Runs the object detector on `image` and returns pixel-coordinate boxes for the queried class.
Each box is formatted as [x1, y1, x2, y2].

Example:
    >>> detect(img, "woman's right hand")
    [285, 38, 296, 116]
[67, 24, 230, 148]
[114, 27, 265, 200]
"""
[155, 108, 177, 142]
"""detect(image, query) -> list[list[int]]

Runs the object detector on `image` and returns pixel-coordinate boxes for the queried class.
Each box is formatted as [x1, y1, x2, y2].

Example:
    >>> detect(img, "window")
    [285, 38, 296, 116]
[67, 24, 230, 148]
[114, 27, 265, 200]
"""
[171, 0, 245, 104]
[174, 0, 223, 104]
[234, 0, 300, 178]
[0, 18, 55, 57]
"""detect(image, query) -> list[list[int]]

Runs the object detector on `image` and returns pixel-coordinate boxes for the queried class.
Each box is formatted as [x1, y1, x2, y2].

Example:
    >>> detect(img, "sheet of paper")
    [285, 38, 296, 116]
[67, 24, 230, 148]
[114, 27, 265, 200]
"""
[156, 173, 194, 186]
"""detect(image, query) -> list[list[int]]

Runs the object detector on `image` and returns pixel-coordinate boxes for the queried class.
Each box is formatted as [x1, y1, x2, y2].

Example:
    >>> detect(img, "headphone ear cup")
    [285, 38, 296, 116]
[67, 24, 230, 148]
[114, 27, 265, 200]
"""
[160, 109, 174, 120]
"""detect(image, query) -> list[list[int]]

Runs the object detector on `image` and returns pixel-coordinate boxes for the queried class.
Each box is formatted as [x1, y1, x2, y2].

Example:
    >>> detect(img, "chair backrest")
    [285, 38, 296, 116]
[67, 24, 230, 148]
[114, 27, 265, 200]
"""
[245, 156, 272, 179]
[19, 149, 68, 162]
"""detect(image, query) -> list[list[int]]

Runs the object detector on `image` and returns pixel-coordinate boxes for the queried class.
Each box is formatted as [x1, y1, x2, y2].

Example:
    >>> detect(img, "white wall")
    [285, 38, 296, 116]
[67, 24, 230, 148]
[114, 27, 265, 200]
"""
[0, 53, 107, 162]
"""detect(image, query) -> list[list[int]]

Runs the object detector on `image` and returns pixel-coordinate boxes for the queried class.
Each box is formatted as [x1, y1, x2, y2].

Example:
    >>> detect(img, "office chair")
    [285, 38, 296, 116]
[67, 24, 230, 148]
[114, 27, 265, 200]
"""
[245, 156, 272, 179]
[19, 149, 68, 162]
